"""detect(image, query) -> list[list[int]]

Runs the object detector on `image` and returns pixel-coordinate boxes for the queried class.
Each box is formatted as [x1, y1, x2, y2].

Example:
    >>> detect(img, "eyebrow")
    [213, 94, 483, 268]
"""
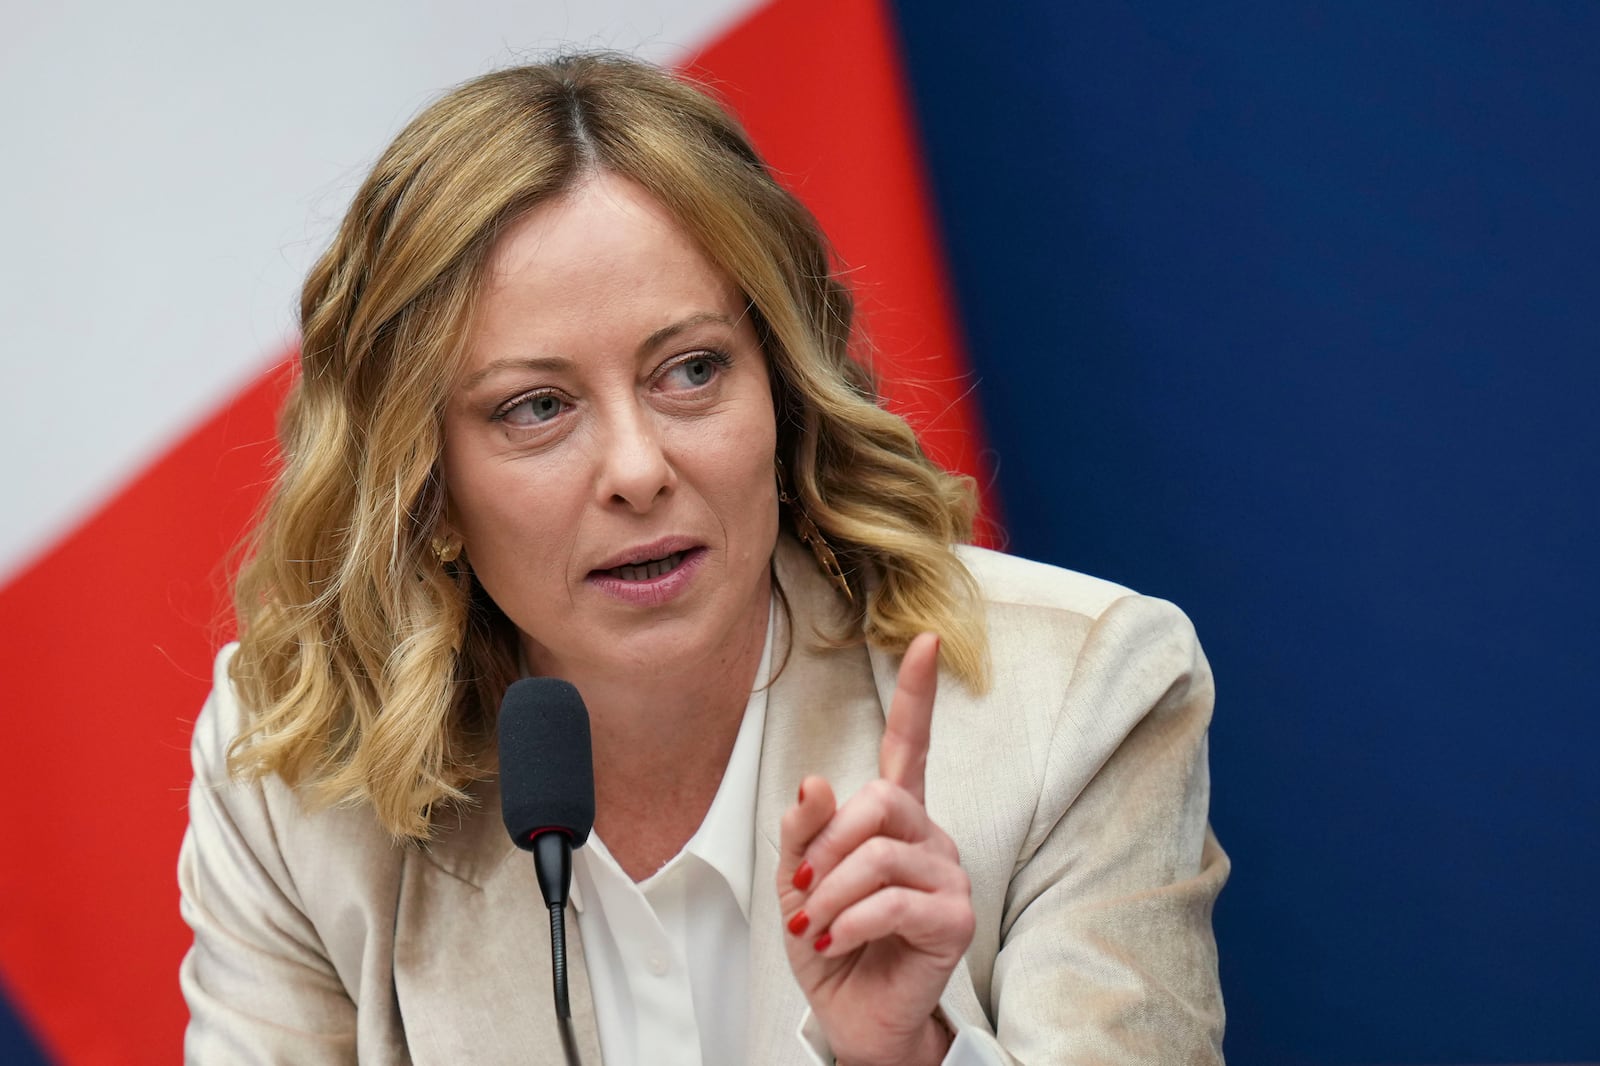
[459, 311, 739, 392]
[640, 311, 737, 351]
[459, 355, 574, 392]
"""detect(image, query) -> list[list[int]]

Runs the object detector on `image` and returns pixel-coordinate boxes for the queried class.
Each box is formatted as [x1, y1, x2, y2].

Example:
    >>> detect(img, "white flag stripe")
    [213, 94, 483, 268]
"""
[0, 0, 763, 584]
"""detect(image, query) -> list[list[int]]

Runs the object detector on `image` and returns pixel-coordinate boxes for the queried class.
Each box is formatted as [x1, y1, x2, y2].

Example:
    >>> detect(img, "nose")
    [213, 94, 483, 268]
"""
[595, 406, 675, 512]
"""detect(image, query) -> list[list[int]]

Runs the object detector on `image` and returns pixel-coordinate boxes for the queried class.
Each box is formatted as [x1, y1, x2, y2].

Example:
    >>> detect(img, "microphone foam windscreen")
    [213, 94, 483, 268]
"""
[498, 677, 596, 850]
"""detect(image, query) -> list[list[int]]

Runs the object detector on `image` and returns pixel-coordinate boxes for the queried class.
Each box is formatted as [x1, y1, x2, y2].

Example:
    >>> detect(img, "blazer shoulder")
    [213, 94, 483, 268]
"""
[956, 544, 1137, 622]
[949, 546, 1206, 719]
[191, 641, 243, 775]
[185, 643, 404, 930]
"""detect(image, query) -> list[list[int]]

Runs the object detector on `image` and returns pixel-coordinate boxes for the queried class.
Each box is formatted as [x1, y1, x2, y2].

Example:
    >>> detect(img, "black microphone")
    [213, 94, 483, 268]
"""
[498, 677, 595, 1027]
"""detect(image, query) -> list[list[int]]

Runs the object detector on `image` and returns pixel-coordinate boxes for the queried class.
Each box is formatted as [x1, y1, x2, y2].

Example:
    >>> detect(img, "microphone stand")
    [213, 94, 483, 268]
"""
[535, 832, 584, 1066]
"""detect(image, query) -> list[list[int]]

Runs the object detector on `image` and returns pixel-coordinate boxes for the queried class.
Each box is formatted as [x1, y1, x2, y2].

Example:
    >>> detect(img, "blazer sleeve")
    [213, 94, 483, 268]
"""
[178, 646, 359, 1065]
[988, 593, 1229, 1063]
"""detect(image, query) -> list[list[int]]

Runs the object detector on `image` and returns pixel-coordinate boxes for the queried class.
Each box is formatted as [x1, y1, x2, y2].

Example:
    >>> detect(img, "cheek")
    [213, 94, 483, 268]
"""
[438, 438, 496, 541]
[441, 442, 568, 570]
[449, 471, 582, 622]
[706, 410, 777, 501]
[437, 420, 479, 520]
[725, 419, 780, 539]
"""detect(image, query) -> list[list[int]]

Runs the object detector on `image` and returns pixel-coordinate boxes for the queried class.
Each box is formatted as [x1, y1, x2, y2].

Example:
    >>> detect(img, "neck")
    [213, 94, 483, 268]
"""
[528, 582, 772, 879]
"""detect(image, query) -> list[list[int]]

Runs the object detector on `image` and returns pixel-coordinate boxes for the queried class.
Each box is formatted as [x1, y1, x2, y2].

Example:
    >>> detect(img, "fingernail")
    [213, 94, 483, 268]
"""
[787, 910, 810, 936]
[813, 931, 832, 953]
[797, 782, 806, 804]
[792, 860, 814, 891]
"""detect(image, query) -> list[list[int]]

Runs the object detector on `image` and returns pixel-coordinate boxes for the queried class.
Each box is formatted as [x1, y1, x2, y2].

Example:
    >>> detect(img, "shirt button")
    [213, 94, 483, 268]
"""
[648, 955, 668, 976]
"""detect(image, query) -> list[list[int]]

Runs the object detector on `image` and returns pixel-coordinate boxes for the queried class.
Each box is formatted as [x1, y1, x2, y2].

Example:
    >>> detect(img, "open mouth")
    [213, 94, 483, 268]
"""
[600, 550, 689, 582]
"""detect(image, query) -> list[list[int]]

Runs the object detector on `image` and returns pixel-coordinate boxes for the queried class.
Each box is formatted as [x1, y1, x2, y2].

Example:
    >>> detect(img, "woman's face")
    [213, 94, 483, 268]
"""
[440, 170, 779, 684]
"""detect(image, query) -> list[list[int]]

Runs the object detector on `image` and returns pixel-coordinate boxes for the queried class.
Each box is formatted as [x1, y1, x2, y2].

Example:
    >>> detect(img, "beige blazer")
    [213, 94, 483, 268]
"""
[180, 537, 1228, 1064]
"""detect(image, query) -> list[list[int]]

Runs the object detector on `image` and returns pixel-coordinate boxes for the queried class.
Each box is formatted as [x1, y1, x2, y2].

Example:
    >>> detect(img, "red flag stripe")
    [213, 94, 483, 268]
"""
[0, 360, 291, 1064]
[690, 0, 999, 533]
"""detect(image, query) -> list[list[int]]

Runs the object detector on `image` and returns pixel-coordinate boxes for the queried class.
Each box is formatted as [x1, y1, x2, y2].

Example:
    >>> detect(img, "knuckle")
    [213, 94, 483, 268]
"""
[778, 807, 802, 840]
[865, 778, 898, 806]
[951, 903, 976, 942]
[781, 801, 816, 837]
[807, 826, 835, 863]
[861, 835, 895, 867]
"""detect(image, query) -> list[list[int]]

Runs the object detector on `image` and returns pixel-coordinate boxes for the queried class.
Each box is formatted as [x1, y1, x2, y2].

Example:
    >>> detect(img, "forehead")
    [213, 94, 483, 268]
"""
[464, 171, 751, 367]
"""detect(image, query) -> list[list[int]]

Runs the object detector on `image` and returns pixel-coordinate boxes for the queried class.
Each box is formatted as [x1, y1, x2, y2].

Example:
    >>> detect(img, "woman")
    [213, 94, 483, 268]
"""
[180, 54, 1228, 1065]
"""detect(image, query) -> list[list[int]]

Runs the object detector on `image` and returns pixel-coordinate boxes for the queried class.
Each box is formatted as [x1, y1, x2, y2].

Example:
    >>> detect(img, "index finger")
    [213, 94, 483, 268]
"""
[879, 632, 940, 804]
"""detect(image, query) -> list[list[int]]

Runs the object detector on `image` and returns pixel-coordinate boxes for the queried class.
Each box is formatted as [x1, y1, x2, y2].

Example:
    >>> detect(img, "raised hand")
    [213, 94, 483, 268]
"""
[777, 633, 976, 1066]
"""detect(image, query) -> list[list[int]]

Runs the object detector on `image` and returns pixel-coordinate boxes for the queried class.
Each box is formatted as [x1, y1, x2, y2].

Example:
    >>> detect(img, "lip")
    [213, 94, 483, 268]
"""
[586, 544, 708, 607]
[590, 536, 704, 573]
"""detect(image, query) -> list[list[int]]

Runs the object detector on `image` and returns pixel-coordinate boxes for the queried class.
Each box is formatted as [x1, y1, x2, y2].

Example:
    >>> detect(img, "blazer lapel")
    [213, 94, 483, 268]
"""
[744, 539, 890, 1063]
[394, 780, 604, 1066]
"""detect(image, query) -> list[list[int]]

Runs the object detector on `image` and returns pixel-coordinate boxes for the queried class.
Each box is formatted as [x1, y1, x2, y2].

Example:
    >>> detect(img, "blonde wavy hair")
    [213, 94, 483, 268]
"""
[228, 53, 987, 839]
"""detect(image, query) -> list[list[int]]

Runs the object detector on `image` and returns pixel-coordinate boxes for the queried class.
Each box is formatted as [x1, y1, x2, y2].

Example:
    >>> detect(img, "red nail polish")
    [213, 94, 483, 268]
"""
[798, 782, 806, 804]
[792, 860, 814, 892]
[813, 932, 833, 953]
[787, 910, 810, 936]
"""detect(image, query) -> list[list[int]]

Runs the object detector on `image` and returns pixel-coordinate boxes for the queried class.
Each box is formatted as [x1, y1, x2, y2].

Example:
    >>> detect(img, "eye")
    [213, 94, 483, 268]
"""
[496, 391, 568, 426]
[661, 352, 729, 390]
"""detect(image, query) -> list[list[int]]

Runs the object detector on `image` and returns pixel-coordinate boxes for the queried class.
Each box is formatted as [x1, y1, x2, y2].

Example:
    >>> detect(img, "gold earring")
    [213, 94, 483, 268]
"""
[775, 458, 854, 605]
[430, 535, 462, 564]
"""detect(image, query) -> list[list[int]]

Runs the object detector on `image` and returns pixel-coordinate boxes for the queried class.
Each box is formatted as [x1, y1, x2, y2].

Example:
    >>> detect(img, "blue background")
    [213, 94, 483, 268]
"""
[0, 997, 45, 1066]
[892, 2, 1599, 1063]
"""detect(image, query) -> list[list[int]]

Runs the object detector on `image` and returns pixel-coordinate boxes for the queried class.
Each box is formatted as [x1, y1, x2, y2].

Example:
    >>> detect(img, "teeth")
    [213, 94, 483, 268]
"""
[611, 551, 684, 581]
